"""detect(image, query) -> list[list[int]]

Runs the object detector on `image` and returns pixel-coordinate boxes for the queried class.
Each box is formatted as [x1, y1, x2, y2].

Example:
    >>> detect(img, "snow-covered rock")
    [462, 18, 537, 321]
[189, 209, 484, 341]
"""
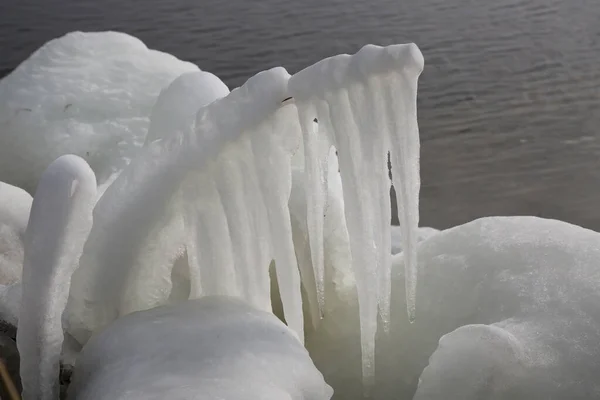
[68, 296, 333, 400]
[0, 31, 200, 193]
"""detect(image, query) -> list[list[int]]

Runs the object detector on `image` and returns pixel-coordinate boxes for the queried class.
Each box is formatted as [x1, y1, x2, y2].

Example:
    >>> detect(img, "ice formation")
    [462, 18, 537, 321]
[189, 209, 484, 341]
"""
[4, 29, 600, 400]
[68, 296, 333, 400]
[17, 155, 97, 400]
[288, 43, 423, 383]
[0, 31, 199, 193]
[0, 181, 32, 284]
[0, 31, 428, 396]
[145, 70, 230, 145]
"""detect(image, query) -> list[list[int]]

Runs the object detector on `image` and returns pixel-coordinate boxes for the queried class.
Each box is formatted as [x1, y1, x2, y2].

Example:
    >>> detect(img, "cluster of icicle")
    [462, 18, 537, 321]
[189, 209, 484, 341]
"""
[57, 43, 424, 387]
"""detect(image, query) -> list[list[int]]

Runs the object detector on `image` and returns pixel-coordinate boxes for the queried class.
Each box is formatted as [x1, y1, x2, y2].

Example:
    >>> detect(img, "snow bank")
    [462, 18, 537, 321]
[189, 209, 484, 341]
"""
[0, 31, 199, 193]
[17, 155, 97, 400]
[69, 296, 333, 400]
[0, 181, 32, 284]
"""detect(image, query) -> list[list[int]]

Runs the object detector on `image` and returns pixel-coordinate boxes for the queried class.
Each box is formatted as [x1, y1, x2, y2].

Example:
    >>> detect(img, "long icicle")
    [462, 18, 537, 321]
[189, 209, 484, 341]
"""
[297, 103, 328, 315]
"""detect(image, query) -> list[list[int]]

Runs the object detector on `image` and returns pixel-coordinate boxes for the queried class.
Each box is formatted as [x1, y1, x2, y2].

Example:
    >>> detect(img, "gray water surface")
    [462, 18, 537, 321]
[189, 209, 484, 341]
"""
[1, 0, 600, 230]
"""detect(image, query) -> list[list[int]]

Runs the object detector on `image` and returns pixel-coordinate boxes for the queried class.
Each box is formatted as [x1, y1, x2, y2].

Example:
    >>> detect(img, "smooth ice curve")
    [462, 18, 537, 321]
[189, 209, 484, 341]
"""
[17, 155, 97, 400]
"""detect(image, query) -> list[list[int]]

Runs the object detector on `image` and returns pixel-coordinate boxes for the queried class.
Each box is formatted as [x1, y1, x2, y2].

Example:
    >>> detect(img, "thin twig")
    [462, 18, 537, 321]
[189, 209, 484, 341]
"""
[0, 358, 20, 400]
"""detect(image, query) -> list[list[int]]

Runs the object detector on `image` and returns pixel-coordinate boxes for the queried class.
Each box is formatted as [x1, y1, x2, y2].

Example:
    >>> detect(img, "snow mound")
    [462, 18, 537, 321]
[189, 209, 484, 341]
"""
[69, 296, 333, 400]
[0, 31, 199, 193]
[406, 216, 600, 399]
[0, 181, 32, 284]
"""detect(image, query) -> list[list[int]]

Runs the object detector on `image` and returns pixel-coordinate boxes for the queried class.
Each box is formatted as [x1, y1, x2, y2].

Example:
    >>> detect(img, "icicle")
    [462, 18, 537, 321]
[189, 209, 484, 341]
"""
[183, 170, 238, 298]
[296, 102, 329, 315]
[250, 102, 305, 341]
[18, 155, 97, 400]
[234, 138, 273, 311]
[288, 138, 323, 331]
[288, 43, 424, 386]
[363, 77, 394, 332]
[214, 147, 266, 309]
[382, 73, 421, 323]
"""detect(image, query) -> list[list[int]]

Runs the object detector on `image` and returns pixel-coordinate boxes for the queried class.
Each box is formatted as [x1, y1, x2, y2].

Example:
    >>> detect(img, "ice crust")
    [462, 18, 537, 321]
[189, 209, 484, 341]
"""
[68, 296, 333, 400]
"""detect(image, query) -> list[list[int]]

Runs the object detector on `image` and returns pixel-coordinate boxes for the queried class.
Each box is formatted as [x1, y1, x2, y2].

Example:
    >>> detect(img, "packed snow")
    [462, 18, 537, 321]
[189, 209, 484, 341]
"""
[69, 296, 333, 400]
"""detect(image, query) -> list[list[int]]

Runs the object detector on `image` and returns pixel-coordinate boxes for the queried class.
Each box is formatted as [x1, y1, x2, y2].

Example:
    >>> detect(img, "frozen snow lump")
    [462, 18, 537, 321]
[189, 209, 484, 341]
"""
[0, 31, 200, 193]
[68, 296, 333, 400]
[413, 315, 600, 399]
[402, 216, 600, 399]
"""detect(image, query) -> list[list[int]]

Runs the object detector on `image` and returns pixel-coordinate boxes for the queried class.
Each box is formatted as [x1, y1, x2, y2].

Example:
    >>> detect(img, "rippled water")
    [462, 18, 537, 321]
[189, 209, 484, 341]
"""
[1, 0, 600, 230]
